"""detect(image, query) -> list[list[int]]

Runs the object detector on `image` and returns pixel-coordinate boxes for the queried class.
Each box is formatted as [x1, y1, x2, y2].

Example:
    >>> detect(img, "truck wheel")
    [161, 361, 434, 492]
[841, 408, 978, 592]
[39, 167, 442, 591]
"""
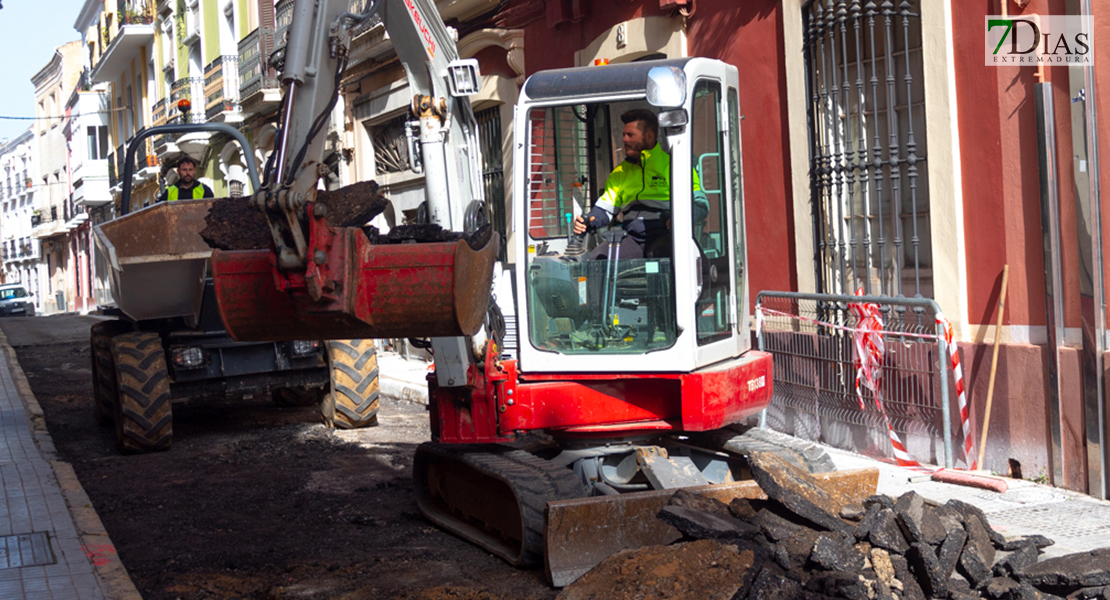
[272, 387, 325, 407]
[110, 332, 172, 453]
[90, 321, 130, 427]
[322, 340, 380, 429]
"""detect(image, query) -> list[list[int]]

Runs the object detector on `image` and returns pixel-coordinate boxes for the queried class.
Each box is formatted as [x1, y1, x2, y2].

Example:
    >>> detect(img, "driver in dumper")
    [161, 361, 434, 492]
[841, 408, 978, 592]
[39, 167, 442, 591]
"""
[571, 108, 707, 259]
[157, 155, 214, 202]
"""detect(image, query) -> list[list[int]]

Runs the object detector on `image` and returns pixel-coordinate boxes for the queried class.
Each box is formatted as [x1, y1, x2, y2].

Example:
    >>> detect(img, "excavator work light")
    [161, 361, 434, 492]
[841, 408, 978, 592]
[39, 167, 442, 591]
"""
[447, 59, 481, 97]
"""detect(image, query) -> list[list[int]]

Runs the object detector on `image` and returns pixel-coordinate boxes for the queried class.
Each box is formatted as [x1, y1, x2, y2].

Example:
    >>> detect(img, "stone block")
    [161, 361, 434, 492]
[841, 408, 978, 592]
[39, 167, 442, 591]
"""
[947, 498, 1006, 548]
[782, 529, 822, 571]
[948, 577, 980, 600]
[744, 567, 801, 600]
[870, 547, 896, 589]
[729, 497, 757, 520]
[961, 510, 998, 585]
[984, 577, 1022, 599]
[934, 504, 967, 536]
[891, 554, 926, 600]
[895, 491, 948, 546]
[865, 494, 896, 510]
[938, 527, 969, 582]
[1001, 535, 1055, 552]
[869, 508, 910, 555]
[853, 502, 882, 541]
[752, 507, 806, 543]
[840, 503, 866, 521]
[908, 542, 948, 598]
[657, 505, 760, 541]
[746, 451, 854, 535]
[666, 488, 732, 516]
[1016, 548, 1110, 589]
[805, 572, 872, 600]
[994, 543, 1039, 577]
[809, 532, 865, 572]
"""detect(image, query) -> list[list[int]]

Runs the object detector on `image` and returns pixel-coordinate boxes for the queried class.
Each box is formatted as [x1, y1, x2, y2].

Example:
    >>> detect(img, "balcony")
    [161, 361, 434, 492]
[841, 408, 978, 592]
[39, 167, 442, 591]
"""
[73, 159, 112, 208]
[204, 56, 241, 122]
[90, 2, 155, 84]
[238, 27, 281, 114]
[171, 78, 206, 124]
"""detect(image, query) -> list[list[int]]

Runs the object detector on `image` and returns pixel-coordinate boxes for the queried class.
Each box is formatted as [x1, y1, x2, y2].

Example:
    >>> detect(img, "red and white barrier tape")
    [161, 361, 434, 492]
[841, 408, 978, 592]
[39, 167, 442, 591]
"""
[755, 295, 977, 471]
[936, 311, 977, 470]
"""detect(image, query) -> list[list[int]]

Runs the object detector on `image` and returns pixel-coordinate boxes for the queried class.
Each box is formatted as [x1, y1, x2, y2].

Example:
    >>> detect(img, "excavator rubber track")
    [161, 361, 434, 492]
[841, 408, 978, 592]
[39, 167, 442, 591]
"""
[412, 442, 587, 567]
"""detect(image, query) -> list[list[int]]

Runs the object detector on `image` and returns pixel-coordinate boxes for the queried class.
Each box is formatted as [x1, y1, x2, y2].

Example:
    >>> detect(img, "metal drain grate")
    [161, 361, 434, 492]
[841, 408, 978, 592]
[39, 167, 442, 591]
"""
[0, 532, 56, 569]
[989, 502, 1110, 539]
[982, 488, 1069, 506]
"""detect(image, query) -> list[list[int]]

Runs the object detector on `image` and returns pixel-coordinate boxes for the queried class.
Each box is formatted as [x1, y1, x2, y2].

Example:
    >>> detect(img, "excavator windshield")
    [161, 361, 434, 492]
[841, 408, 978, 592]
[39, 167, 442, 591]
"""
[523, 102, 679, 354]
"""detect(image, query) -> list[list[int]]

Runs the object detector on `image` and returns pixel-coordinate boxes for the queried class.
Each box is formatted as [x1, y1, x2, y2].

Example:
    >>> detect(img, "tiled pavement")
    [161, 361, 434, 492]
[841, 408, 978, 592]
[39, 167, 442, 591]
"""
[0, 339, 126, 599]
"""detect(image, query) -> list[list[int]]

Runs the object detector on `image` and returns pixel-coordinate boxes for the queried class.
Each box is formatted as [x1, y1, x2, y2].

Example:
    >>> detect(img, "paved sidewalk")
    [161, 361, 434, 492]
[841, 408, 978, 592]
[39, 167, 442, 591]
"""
[828, 447, 1110, 559]
[0, 332, 138, 600]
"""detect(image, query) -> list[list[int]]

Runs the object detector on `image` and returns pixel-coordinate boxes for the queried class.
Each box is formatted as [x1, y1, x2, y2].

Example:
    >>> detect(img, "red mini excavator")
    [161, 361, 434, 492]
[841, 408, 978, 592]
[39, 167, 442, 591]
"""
[207, 0, 837, 588]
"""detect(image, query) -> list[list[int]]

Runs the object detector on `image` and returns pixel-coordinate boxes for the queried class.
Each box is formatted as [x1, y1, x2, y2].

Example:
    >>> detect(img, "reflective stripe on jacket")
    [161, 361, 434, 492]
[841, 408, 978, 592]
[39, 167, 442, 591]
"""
[166, 183, 209, 201]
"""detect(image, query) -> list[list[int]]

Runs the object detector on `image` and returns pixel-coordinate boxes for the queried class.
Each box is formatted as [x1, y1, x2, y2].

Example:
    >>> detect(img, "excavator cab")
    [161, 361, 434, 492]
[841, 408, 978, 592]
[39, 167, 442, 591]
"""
[515, 58, 749, 375]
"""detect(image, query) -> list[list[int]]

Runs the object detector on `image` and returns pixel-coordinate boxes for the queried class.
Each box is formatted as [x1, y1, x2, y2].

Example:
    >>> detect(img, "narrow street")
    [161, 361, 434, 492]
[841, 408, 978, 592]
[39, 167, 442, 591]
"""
[1, 313, 556, 600]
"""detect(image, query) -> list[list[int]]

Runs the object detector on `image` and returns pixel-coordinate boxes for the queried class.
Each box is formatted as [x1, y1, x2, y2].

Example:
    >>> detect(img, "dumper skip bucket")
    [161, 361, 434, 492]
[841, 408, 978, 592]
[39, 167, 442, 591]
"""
[92, 199, 215, 323]
[211, 226, 499, 342]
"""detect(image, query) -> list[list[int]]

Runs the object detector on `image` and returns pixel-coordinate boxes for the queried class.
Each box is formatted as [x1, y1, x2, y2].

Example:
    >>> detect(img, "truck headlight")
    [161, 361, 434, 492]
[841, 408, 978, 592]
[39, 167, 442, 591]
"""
[171, 346, 206, 369]
[292, 340, 320, 357]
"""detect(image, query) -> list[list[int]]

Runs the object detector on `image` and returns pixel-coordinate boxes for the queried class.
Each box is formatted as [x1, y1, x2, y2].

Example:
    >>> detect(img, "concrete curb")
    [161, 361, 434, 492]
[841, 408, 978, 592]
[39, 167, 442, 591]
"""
[380, 374, 428, 405]
[0, 328, 144, 600]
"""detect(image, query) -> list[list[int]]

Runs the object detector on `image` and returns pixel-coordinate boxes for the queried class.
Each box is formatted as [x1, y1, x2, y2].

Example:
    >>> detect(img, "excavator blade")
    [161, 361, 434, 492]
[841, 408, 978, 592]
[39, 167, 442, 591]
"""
[543, 467, 879, 587]
[211, 227, 499, 342]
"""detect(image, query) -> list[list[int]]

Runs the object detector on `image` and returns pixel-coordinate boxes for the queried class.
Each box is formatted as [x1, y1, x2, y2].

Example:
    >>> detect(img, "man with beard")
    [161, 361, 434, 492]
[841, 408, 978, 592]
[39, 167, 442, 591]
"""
[158, 156, 214, 202]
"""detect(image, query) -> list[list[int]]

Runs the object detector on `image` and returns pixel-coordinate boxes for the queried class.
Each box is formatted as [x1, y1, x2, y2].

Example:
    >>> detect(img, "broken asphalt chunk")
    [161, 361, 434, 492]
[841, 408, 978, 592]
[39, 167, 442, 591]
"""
[746, 451, 855, 536]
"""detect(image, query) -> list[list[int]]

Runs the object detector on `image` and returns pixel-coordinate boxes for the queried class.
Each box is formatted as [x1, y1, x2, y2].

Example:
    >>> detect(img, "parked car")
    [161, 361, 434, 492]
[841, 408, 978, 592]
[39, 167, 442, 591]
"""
[0, 284, 35, 317]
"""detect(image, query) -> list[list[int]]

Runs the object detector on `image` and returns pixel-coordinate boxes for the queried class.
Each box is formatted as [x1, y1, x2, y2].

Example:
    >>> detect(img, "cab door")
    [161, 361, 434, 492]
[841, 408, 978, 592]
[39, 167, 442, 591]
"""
[686, 62, 740, 369]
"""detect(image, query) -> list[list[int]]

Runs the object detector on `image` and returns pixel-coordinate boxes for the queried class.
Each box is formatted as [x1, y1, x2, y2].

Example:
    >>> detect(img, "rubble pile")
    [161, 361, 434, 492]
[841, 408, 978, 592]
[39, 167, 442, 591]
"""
[558, 451, 1110, 600]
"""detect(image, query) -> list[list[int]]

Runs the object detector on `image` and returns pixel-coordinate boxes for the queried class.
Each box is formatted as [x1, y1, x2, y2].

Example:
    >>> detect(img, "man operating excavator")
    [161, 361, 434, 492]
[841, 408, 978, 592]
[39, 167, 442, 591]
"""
[572, 108, 708, 260]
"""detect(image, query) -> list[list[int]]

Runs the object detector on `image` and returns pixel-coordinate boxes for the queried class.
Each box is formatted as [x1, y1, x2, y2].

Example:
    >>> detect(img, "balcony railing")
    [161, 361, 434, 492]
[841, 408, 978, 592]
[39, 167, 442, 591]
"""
[205, 55, 241, 120]
[170, 77, 205, 124]
[117, 0, 155, 25]
[239, 28, 279, 103]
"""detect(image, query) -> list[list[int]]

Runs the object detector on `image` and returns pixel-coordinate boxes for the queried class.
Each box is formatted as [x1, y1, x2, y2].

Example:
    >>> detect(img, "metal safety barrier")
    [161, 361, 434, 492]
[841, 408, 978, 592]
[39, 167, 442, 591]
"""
[756, 291, 961, 469]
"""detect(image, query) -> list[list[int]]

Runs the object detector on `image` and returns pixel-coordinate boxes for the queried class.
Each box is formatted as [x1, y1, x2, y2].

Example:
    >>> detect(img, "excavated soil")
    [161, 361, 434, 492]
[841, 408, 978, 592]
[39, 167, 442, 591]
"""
[2, 314, 557, 600]
[202, 181, 389, 250]
[558, 540, 760, 600]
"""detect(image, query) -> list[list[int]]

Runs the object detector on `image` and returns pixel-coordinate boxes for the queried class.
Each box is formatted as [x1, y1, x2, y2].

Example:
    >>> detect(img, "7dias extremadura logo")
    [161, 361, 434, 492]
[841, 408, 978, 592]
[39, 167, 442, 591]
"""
[985, 15, 1093, 66]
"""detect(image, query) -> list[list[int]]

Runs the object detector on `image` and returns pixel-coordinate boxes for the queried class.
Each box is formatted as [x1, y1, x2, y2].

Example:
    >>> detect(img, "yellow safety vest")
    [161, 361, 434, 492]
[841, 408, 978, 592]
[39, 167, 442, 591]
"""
[166, 184, 207, 201]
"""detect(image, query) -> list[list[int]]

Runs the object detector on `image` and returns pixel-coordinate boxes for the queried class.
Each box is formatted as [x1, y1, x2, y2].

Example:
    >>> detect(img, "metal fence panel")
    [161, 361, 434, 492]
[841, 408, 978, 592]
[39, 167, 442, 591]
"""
[756, 290, 956, 468]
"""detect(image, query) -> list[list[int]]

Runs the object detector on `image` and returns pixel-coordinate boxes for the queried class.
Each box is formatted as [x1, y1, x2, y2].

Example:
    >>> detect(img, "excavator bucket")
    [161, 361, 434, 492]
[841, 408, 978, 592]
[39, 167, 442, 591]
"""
[543, 467, 879, 587]
[211, 226, 499, 342]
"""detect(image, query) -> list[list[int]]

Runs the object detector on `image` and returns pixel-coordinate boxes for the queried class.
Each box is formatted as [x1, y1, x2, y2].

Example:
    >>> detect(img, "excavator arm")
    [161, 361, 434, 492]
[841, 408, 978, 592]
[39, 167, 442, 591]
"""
[210, 0, 498, 352]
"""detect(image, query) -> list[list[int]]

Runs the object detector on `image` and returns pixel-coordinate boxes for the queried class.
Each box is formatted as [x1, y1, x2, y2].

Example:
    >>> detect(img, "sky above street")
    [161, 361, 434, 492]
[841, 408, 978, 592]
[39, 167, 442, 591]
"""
[0, 0, 89, 142]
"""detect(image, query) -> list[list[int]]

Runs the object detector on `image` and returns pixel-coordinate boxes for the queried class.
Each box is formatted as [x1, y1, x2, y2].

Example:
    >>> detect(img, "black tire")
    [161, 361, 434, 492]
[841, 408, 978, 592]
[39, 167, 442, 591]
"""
[110, 332, 172, 453]
[90, 320, 130, 427]
[272, 386, 326, 407]
[322, 340, 380, 429]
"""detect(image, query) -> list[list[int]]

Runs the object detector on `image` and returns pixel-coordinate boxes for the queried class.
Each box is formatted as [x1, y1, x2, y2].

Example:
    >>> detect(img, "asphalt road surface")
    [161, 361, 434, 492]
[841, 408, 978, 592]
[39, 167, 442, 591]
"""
[2, 313, 556, 600]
